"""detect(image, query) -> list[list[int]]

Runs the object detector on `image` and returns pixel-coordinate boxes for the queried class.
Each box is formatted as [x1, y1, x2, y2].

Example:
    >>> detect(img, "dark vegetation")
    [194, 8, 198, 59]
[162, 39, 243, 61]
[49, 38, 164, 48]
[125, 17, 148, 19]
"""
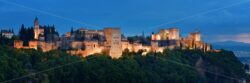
[0, 35, 249, 83]
[19, 24, 35, 46]
[0, 45, 249, 83]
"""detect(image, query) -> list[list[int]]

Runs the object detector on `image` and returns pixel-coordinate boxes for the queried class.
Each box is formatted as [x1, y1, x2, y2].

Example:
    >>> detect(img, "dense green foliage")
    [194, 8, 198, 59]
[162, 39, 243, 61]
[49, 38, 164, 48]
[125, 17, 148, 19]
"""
[0, 45, 249, 83]
[0, 35, 18, 46]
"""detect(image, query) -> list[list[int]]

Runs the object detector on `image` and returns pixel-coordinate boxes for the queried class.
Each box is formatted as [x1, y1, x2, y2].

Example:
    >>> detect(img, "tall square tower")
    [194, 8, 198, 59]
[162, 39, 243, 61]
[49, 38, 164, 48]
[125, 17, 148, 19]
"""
[104, 28, 122, 58]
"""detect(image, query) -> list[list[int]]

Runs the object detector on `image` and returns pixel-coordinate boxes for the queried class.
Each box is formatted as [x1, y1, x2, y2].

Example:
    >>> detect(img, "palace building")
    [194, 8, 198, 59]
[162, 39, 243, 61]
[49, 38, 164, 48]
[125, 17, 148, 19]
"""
[13, 17, 212, 58]
[0, 29, 14, 39]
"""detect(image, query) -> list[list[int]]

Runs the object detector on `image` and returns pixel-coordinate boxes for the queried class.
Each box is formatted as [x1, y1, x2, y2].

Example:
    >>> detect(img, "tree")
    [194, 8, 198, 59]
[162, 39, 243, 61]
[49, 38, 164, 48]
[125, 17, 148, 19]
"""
[19, 24, 26, 40]
[244, 64, 250, 71]
[18, 25, 35, 46]
[71, 27, 74, 34]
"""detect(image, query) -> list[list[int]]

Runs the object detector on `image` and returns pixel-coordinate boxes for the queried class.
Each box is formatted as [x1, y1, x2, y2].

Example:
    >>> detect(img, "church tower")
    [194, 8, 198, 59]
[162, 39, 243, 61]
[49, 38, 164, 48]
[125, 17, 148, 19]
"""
[34, 17, 40, 39]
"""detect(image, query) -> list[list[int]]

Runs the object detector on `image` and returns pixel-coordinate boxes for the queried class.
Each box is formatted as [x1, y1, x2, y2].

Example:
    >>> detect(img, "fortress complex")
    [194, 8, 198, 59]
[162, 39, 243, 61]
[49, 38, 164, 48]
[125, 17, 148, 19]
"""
[14, 18, 211, 58]
[63, 27, 211, 58]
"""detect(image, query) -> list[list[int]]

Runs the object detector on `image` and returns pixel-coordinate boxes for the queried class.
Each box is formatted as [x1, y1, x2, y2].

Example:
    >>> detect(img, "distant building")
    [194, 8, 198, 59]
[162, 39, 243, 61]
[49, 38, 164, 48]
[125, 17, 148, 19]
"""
[1, 29, 14, 39]
[14, 40, 59, 52]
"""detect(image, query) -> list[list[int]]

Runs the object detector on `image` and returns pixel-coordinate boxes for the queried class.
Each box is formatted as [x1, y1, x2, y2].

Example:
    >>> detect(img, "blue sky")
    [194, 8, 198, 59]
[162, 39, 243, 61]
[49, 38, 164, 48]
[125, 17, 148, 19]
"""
[0, 0, 250, 43]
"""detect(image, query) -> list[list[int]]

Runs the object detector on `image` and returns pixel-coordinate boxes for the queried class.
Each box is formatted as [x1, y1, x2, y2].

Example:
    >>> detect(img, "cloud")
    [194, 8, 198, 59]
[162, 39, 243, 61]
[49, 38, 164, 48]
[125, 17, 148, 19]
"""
[215, 33, 250, 43]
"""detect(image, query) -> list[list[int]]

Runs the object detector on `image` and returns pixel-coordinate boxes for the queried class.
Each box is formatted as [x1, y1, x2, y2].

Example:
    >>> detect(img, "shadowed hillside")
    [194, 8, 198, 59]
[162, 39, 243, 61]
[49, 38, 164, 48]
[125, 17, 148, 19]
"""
[0, 45, 249, 83]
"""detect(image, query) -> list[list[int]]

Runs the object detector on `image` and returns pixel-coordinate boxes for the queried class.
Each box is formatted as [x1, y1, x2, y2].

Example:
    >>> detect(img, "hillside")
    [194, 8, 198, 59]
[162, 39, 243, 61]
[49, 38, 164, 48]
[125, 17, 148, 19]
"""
[0, 45, 249, 83]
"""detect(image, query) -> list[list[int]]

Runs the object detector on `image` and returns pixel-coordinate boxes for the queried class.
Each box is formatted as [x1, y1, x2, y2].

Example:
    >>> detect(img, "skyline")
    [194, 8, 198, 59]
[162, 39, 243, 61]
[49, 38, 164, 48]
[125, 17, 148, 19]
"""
[1, 0, 250, 43]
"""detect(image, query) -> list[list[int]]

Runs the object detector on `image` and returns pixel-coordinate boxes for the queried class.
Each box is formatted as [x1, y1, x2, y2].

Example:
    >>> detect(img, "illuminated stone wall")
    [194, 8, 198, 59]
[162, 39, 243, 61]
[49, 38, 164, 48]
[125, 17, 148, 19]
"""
[14, 40, 23, 49]
[67, 41, 104, 57]
[70, 41, 83, 49]
[84, 41, 103, 54]
[29, 40, 38, 49]
[121, 41, 132, 51]
[38, 41, 58, 52]
[121, 41, 151, 53]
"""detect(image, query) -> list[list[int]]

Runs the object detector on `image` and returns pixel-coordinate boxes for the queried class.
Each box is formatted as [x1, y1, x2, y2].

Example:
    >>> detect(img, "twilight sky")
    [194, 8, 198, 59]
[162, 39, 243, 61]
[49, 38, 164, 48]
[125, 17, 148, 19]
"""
[0, 0, 250, 43]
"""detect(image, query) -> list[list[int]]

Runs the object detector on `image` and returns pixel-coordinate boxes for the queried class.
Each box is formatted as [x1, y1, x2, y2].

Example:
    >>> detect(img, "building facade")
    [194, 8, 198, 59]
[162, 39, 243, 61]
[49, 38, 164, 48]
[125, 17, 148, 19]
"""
[1, 29, 14, 39]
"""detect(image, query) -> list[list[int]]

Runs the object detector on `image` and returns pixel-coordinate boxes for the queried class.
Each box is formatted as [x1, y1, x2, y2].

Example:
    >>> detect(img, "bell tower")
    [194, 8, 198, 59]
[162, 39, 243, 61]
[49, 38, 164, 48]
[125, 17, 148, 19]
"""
[34, 17, 40, 39]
